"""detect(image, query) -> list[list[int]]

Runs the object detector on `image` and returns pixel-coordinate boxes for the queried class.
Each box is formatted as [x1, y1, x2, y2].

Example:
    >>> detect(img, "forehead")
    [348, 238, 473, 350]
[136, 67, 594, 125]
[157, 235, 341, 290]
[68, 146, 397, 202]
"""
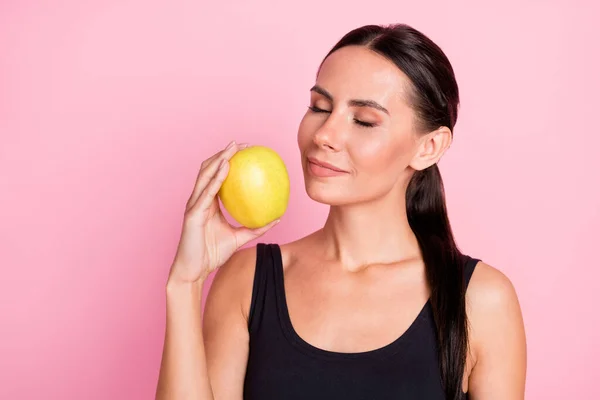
[316, 45, 411, 107]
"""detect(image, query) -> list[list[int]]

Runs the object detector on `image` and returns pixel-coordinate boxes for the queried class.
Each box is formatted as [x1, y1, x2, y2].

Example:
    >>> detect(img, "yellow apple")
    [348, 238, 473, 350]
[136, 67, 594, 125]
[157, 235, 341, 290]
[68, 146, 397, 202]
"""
[218, 145, 290, 228]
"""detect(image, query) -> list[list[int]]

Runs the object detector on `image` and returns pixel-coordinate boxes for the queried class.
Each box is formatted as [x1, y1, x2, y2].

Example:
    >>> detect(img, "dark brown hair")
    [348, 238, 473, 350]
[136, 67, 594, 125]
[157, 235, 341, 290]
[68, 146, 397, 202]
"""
[321, 24, 466, 399]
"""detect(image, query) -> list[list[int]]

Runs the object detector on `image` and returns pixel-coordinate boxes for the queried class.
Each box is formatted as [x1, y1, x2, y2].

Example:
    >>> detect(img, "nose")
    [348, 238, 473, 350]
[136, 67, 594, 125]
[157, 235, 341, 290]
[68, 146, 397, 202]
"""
[312, 113, 344, 151]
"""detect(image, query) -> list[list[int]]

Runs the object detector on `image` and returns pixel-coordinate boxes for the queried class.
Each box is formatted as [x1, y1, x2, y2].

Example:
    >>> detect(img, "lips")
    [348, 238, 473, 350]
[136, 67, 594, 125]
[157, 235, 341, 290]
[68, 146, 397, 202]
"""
[307, 157, 347, 173]
[306, 157, 348, 177]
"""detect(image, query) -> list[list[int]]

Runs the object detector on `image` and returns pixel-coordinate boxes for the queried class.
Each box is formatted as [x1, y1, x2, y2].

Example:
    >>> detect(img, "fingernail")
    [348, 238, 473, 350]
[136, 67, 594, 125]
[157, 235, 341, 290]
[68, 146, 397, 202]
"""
[226, 140, 235, 149]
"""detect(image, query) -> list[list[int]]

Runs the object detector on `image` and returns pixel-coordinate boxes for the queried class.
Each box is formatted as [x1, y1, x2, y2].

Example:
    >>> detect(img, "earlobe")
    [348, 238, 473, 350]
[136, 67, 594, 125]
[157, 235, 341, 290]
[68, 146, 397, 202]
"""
[409, 127, 453, 171]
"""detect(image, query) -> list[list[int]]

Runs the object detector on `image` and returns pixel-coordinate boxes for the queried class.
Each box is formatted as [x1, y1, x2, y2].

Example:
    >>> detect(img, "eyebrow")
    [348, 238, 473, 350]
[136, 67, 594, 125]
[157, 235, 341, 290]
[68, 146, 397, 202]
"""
[310, 85, 390, 115]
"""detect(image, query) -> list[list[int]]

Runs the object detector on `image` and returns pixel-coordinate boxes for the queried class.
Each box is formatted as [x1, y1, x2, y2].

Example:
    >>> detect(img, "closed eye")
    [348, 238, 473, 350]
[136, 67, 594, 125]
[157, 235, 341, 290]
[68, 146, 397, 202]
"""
[308, 105, 330, 113]
[354, 119, 375, 128]
[308, 106, 376, 128]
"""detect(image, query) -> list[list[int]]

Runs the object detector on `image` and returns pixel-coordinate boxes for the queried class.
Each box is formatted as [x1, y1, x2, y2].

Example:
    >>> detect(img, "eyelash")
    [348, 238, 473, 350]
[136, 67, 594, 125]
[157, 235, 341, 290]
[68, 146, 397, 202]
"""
[308, 106, 376, 128]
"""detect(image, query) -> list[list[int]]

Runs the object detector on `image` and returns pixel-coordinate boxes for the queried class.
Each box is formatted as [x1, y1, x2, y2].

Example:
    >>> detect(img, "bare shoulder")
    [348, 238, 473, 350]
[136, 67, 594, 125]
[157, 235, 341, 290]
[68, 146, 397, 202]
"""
[204, 246, 259, 326]
[465, 261, 527, 398]
[466, 261, 521, 313]
[206, 231, 320, 320]
[202, 246, 262, 398]
[466, 260, 524, 343]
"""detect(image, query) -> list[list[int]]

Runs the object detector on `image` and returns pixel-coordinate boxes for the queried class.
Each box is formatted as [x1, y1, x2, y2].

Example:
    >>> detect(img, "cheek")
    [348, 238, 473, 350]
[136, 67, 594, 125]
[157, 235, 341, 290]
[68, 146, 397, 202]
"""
[348, 136, 419, 192]
[349, 136, 411, 175]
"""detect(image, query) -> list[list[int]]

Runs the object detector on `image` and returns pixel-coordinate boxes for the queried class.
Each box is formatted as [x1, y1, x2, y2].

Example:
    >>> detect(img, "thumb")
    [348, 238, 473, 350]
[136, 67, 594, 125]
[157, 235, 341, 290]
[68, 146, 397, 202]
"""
[234, 219, 280, 246]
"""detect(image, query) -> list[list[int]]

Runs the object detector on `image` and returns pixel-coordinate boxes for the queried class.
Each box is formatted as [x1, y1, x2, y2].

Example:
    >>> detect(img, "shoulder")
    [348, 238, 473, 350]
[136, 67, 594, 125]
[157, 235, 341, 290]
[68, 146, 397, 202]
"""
[204, 245, 260, 326]
[466, 260, 521, 314]
[466, 261, 524, 338]
[465, 260, 527, 385]
[201, 246, 265, 397]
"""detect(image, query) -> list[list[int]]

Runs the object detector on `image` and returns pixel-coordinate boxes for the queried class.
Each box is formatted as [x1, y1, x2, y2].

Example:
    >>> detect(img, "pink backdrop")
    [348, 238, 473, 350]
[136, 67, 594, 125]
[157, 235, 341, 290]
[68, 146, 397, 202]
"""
[1, 1, 598, 398]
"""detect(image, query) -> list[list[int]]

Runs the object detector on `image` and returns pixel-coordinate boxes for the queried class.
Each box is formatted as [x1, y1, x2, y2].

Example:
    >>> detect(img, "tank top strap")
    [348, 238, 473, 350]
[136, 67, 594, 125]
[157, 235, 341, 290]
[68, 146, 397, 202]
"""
[462, 254, 481, 288]
[247, 242, 280, 335]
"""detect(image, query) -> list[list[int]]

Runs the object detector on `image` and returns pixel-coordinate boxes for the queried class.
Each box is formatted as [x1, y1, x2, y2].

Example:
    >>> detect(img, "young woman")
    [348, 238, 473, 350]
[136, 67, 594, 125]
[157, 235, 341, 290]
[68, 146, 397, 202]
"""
[155, 23, 527, 400]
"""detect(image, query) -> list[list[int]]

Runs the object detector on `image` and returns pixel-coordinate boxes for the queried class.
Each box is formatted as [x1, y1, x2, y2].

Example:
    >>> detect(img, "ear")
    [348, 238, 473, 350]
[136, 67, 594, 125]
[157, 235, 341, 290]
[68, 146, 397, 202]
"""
[409, 126, 453, 171]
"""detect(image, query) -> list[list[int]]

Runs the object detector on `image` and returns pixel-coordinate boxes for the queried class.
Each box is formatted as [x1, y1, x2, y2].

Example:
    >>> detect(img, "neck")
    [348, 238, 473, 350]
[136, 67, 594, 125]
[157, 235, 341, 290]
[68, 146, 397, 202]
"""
[318, 188, 422, 272]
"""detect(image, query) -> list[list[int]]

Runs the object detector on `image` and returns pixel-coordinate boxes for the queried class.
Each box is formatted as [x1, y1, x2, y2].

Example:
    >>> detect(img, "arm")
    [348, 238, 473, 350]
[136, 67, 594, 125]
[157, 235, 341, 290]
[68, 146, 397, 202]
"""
[155, 278, 214, 400]
[154, 140, 276, 399]
[466, 262, 527, 399]
[155, 247, 255, 400]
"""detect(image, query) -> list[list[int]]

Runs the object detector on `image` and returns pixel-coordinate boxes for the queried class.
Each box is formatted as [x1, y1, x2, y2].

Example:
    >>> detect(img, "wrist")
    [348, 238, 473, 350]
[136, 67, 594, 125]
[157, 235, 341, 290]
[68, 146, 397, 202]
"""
[166, 261, 210, 287]
[166, 275, 205, 296]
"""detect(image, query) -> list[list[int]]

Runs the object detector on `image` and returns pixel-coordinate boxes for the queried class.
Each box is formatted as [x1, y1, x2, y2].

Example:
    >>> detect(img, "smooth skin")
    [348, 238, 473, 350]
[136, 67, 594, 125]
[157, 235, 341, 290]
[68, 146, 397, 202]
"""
[155, 45, 527, 400]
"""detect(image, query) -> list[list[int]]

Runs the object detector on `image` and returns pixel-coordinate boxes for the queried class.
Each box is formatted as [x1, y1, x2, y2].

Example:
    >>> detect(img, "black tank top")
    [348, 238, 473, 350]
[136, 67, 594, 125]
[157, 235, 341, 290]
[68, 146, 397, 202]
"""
[243, 243, 480, 400]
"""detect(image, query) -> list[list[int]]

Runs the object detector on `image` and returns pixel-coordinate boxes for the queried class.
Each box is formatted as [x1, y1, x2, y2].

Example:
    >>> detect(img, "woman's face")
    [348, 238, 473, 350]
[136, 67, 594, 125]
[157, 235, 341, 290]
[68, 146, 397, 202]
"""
[297, 45, 429, 206]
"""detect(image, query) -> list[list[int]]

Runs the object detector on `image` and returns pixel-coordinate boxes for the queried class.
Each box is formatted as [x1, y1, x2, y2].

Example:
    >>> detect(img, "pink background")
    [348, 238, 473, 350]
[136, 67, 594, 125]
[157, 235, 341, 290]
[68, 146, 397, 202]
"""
[1, 0, 598, 398]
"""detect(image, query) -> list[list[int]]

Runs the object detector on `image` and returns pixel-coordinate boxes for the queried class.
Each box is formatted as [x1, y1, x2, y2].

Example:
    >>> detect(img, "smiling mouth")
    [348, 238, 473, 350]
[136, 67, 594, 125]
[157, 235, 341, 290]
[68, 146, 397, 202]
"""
[306, 157, 348, 177]
[307, 157, 346, 171]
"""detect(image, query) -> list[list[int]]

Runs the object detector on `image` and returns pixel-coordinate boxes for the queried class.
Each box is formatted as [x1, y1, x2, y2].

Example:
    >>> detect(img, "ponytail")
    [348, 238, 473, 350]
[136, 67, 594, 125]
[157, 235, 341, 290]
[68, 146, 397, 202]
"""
[407, 164, 467, 400]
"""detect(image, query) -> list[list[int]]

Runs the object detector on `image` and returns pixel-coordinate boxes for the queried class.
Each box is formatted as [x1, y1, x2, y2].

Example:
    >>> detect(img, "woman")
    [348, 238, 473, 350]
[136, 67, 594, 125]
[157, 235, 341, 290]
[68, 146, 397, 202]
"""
[155, 23, 527, 400]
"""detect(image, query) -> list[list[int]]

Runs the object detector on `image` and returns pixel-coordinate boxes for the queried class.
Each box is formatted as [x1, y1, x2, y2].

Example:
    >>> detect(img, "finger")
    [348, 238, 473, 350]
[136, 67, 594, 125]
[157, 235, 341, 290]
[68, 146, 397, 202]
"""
[199, 142, 250, 173]
[195, 158, 230, 213]
[186, 142, 249, 210]
[234, 218, 281, 247]
[199, 150, 226, 172]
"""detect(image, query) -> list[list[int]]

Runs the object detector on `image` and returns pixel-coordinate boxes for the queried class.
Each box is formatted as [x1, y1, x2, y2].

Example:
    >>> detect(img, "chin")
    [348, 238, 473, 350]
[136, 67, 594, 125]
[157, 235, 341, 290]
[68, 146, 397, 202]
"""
[302, 173, 357, 206]
[302, 170, 400, 208]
